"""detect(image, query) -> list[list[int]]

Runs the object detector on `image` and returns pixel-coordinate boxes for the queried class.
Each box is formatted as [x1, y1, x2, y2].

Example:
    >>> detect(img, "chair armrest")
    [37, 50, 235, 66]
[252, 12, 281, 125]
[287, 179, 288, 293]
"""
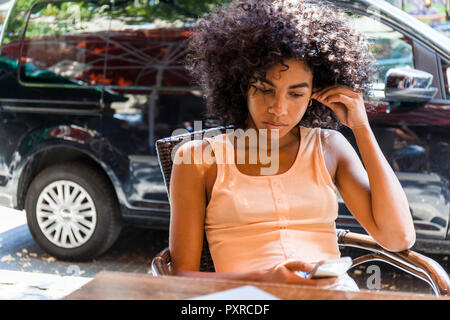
[151, 248, 174, 276]
[153, 230, 450, 296]
[337, 229, 450, 296]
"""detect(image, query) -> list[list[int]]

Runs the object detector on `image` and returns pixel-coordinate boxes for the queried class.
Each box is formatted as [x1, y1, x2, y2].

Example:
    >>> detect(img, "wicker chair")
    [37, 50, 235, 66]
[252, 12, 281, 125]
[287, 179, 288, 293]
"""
[151, 126, 450, 296]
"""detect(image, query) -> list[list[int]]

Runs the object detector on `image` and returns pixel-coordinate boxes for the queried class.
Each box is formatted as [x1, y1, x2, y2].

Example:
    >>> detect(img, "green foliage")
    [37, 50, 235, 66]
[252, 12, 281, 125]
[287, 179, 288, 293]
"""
[112, 0, 231, 24]
[24, 1, 110, 38]
[1, 0, 230, 46]
[2, 0, 39, 45]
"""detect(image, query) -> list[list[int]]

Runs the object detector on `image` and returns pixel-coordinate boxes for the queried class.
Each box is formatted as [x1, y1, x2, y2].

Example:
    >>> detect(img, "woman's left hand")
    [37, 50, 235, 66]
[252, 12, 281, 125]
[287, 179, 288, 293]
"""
[311, 85, 369, 130]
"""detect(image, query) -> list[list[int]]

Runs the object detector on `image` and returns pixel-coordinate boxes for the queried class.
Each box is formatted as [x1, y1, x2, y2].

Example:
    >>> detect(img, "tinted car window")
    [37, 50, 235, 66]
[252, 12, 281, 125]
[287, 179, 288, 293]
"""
[441, 58, 450, 100]
[105, 0, 230, 91]
[18, 0, 111, 88]
[103, 0, 229, 154]
[344, 12, 414, 98]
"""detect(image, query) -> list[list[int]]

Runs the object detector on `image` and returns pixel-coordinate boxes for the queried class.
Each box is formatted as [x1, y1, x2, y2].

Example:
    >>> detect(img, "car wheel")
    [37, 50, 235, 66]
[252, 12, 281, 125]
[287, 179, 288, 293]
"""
[25, 162, 122, 261]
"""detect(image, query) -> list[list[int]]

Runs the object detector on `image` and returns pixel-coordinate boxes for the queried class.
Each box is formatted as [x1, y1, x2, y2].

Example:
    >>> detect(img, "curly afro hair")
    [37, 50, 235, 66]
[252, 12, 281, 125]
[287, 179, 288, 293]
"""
[185, 0, 377, 130]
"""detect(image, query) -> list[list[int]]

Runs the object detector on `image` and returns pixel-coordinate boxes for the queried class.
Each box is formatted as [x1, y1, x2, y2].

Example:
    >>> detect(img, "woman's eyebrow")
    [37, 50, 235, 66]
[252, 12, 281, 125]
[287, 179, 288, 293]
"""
[289, 83, 309, 89]
[259, 79, 309, 89]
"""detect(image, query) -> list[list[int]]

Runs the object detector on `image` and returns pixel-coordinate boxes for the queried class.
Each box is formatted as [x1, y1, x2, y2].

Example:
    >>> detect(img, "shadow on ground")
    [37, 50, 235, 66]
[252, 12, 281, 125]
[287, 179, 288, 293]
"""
[0, 225, 168, 277]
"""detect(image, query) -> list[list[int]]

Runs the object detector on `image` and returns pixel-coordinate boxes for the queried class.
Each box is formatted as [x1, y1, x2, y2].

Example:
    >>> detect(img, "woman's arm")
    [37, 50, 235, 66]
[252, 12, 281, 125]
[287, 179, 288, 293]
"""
[169, 139, 339, 286]
[324, 128, 416, 251]
[313, 86, 416, 252]
[169, 140, 211, 273]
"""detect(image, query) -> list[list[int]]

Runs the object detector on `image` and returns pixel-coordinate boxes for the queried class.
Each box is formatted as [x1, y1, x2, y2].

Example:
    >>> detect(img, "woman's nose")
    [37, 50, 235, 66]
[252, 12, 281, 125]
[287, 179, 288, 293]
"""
[268, 98, 288, 116]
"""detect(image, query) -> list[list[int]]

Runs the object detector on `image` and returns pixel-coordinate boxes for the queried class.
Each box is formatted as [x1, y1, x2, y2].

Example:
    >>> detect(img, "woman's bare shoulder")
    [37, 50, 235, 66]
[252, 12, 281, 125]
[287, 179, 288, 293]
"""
[320, 128, 351, 154]
[172, 139, 216, 179]
[319, 128, 363, 178]
[171, 139, 217, 205]
[319, 128, 351, 180]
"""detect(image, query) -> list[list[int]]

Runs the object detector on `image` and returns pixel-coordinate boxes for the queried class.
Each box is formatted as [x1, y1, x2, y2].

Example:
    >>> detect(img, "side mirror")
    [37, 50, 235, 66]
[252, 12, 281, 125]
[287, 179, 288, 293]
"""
[384, 67, 437, 102]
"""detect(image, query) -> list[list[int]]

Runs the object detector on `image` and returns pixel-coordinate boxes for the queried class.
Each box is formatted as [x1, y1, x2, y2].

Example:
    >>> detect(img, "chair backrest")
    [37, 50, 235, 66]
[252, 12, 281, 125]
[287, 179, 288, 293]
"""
[155, 125, 232, 272]
[156, 126, 232, 200]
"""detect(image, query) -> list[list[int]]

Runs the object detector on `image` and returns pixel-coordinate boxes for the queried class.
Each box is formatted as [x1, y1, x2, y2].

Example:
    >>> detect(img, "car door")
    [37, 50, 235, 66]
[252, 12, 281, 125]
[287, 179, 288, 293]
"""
[336, 9, 450, 242]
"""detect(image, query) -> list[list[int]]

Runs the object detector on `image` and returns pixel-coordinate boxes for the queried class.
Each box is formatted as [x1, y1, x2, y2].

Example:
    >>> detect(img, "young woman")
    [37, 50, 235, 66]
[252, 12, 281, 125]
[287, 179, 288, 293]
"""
[168, 0, 416, 290]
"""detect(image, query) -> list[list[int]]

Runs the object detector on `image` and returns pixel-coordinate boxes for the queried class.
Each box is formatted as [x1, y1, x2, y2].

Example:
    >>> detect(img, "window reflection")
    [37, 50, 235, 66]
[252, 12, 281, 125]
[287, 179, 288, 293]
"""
[345, 13, 414, 97]
[18, 1, 111, 87]
[103, 0, 225, 154]
[104, 28, 194, 89]
[108, 90, 206, 155]
[442, 60, 450, 99]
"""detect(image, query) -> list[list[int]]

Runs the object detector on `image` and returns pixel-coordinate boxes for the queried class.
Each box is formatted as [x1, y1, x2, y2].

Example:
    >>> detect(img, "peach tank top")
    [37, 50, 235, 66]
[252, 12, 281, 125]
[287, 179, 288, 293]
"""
[203, 126, 341, 273]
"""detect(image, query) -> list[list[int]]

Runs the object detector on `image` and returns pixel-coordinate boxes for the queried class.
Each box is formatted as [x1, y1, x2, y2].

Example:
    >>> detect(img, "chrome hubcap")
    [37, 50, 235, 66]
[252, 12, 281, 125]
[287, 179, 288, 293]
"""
[36, 181, 97, 248]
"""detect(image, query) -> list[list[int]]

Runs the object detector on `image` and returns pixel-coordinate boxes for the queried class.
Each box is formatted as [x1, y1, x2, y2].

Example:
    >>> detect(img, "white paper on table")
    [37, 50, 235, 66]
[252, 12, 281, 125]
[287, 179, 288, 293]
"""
[189, 285, 280, 300]
[0, 270, 92, 300]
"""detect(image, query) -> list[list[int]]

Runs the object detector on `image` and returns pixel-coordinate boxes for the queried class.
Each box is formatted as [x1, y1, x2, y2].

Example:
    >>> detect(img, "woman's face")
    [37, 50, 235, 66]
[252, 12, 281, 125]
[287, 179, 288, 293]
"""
[246, 58, 313, 138]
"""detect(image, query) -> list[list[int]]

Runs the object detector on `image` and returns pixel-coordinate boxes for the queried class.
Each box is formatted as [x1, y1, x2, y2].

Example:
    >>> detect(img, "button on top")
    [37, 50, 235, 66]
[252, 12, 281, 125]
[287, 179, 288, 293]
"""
[279, 220, 288, 228]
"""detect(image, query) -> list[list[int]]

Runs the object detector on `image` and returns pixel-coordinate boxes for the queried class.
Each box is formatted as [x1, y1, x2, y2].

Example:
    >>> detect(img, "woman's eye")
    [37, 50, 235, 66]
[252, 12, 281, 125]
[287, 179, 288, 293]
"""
[256, 87, 274, 95]
[255, 87, 303, 98]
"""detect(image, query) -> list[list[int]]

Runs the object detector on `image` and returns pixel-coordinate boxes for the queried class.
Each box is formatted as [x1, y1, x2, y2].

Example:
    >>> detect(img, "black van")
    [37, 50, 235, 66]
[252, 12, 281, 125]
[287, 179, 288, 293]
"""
[0, 0, 449, 260]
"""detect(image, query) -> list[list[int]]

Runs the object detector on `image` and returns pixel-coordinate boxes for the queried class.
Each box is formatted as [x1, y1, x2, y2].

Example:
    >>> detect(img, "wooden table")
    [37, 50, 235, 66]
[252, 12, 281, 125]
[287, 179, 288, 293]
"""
[64, 271, 448, 300]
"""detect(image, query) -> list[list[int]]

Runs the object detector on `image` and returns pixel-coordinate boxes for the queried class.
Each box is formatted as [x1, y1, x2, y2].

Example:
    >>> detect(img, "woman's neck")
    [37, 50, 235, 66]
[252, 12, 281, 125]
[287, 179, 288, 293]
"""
[236, 125, 299, 153]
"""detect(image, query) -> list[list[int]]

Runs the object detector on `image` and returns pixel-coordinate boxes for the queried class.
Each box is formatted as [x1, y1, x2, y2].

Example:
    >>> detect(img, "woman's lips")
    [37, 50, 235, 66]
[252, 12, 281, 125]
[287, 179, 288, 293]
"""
[263, 122, 287, 130]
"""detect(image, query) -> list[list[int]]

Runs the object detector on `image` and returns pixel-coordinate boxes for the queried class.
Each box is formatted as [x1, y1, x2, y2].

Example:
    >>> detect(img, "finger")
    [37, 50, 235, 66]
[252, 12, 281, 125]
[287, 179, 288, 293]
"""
[325, 94, 357, 110]
[313, 86, 360, 101]
[289, 273, 340, 287]
[329, 85, 362, 95]
[316, 100, 348, 125]
[315, 92, 349, 113]
[328, 102, 348, 122]
[316, 89, 359, 103]
[283, 260, 314, 272]
[314, 85, 339, 95]
[308, 276, 340, 287]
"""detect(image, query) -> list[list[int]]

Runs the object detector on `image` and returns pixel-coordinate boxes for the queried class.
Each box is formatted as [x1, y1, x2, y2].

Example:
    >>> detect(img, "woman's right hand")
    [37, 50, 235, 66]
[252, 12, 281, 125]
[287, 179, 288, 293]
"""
[261, 260, 340, 287]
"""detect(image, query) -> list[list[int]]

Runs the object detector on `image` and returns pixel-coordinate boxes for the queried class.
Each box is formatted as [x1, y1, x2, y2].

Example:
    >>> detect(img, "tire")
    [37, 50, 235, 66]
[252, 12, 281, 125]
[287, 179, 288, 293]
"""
[25, 162, 122, 261]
